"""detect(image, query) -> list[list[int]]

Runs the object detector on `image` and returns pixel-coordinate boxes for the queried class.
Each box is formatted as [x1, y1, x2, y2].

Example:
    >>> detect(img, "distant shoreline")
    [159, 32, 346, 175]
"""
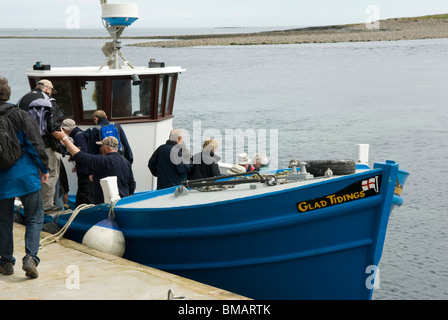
[131, 15, 448, 47]
[2, 14, 447, 47]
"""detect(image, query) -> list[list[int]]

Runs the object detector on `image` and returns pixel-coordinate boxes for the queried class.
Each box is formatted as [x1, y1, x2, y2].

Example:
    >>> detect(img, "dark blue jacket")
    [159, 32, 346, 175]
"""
[72, 151, 136, 204]
[69, 126, 91, 177]
[87, 117, 134, 164]
[0, 103, 49, 200]
[188, 151, 221, 180]
[148, 140, 190, 190]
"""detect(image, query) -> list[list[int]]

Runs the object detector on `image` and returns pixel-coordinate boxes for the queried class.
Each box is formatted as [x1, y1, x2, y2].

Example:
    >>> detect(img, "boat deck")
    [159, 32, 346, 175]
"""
[119, 173, 347, 209]
[0, 223, 249, 300]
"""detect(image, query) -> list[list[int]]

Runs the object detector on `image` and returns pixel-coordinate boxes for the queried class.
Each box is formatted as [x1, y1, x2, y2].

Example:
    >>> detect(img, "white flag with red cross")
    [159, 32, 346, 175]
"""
[362, 177, 379, 192]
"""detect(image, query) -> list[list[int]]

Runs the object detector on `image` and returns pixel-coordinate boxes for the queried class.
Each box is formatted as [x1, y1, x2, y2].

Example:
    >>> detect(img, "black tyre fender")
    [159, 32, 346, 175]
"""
[13, 213, 25, 225]
[290, 159, 356, 176]
[42, 222, 61, 234]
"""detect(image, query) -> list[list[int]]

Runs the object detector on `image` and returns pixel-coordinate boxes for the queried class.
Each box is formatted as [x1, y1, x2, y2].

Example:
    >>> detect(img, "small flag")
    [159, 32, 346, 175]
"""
[362, 177, 378, 192]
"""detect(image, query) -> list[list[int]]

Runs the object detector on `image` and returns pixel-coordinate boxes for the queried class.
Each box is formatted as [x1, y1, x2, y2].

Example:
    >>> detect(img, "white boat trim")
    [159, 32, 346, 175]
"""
[25, 66, 185, 78]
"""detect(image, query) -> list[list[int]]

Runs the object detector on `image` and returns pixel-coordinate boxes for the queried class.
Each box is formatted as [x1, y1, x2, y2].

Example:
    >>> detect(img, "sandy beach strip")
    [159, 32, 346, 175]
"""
[130, 15, 448, 48]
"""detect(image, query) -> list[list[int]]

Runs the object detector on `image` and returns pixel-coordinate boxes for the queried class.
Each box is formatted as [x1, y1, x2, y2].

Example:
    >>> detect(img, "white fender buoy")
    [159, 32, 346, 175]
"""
[82, 218, 125, 257]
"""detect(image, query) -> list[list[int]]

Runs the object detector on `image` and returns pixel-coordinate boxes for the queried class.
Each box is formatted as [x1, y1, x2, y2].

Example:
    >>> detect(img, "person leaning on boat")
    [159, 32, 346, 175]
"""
[188, 139, 221, 180]
[87, 110, 134, 164]
[0, 76, 50, 278]
[148, 128, 190, 190]
[53, 130, 136, 205]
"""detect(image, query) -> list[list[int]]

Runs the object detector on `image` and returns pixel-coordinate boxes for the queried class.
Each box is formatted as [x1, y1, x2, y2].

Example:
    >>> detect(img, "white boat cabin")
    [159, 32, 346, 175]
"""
[25, 63, 185, 193]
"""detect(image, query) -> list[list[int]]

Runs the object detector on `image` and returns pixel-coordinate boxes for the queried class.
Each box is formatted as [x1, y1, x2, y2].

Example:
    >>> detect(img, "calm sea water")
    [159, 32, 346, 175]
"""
[1, 28, 447, 299]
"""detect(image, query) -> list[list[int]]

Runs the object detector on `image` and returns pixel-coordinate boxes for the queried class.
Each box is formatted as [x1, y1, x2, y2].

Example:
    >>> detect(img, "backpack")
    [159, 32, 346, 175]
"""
[0, 107, 22, 170]
[95, 123, 124, 154]
[28, 97, 55, 136]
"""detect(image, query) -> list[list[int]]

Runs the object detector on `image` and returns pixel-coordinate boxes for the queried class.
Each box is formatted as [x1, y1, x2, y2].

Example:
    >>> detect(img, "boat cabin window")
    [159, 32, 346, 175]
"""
[138, 78, 152, 116]
[166, 74, 175, 115]
[111, 78, 152, 117]
[27, 73, 178, 124]
[157, 77, 164, 115]
[81, 81, 102, 120]
[49, 80, 74, 118]
[110, 75, 175, 119]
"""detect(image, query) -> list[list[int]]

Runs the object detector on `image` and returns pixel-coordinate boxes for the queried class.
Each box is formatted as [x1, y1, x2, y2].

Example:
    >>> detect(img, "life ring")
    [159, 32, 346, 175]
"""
[289, 159, 356, 176]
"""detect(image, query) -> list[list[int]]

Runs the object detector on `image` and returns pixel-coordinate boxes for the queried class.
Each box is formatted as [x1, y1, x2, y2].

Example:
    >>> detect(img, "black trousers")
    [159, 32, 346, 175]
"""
[76, 175, 93, 207]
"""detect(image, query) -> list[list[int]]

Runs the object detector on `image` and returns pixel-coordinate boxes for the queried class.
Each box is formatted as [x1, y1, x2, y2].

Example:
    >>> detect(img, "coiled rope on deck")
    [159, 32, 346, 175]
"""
[40, 203, 95, 248]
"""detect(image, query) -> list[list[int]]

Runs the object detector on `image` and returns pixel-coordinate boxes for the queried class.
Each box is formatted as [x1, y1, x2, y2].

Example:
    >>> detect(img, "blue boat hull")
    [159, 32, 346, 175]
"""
[49, 161, 407, 299]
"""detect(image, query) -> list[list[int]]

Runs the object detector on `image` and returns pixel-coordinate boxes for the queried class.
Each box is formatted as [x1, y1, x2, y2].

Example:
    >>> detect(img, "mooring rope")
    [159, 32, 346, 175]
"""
[39, 203, 95, 248]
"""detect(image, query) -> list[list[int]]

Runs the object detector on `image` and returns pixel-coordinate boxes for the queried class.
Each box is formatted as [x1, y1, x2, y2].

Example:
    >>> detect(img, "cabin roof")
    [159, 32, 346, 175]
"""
[25, 66, 185, 77]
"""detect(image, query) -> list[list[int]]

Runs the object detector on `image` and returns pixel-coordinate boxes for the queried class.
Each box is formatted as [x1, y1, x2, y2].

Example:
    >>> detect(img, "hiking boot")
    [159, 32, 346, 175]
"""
[0, 262, 14, 276]
[22, 255, 38, 279]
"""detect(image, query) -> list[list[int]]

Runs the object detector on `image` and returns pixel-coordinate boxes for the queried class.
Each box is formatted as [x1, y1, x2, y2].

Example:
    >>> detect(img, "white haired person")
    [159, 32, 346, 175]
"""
[189, 139, 221, 180]
[148, 128, 191, 190]
[253, 153, 270, 172]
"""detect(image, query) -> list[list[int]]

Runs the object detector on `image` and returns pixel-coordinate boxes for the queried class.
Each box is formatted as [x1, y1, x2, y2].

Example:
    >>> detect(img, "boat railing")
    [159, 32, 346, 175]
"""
[182, 171, 280, 189]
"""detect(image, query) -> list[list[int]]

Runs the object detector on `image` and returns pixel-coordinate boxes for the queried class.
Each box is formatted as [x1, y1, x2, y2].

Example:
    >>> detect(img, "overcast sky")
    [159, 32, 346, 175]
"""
[1, 0, 447, 29]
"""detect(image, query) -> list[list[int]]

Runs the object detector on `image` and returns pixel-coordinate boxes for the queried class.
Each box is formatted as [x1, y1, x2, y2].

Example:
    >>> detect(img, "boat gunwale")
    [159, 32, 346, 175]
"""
[115, 168, 384, 211]
[117, 195, 384, 239]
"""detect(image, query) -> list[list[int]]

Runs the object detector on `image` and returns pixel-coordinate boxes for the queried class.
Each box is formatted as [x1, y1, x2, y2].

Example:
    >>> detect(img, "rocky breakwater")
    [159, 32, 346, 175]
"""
[130, 14, 448, 48]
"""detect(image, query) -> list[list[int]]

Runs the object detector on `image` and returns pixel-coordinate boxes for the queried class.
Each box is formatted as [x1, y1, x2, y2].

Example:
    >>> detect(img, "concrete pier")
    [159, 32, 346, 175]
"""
[0, 223, 249, 300]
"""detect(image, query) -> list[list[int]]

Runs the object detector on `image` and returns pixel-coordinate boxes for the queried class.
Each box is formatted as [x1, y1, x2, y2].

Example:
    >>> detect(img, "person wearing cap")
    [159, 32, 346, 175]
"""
[253, 153, 270, 172]
[52, 130, 136, 205]
[61, 119, 93, 207]
[237, 152, 255, 172]
[227, 164, 247, 175]
[17, 79, 64, 213]
[188, 139, 221, 180]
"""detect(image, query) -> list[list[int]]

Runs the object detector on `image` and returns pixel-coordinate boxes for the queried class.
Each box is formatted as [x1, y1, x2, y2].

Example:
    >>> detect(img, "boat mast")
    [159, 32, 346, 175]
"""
[99, 0, 138, 69]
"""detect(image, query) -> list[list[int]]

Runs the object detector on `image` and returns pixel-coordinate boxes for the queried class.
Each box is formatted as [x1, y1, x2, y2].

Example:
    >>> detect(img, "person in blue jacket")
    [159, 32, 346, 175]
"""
[0, 77, 49, 279]
[148, 128, 190, 190]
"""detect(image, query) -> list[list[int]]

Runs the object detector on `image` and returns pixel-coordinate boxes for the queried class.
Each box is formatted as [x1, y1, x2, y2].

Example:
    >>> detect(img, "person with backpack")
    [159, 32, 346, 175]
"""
[0, 76, 50, 278]
[17, 79, 64, 213]
[86, 110, 133, 164]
